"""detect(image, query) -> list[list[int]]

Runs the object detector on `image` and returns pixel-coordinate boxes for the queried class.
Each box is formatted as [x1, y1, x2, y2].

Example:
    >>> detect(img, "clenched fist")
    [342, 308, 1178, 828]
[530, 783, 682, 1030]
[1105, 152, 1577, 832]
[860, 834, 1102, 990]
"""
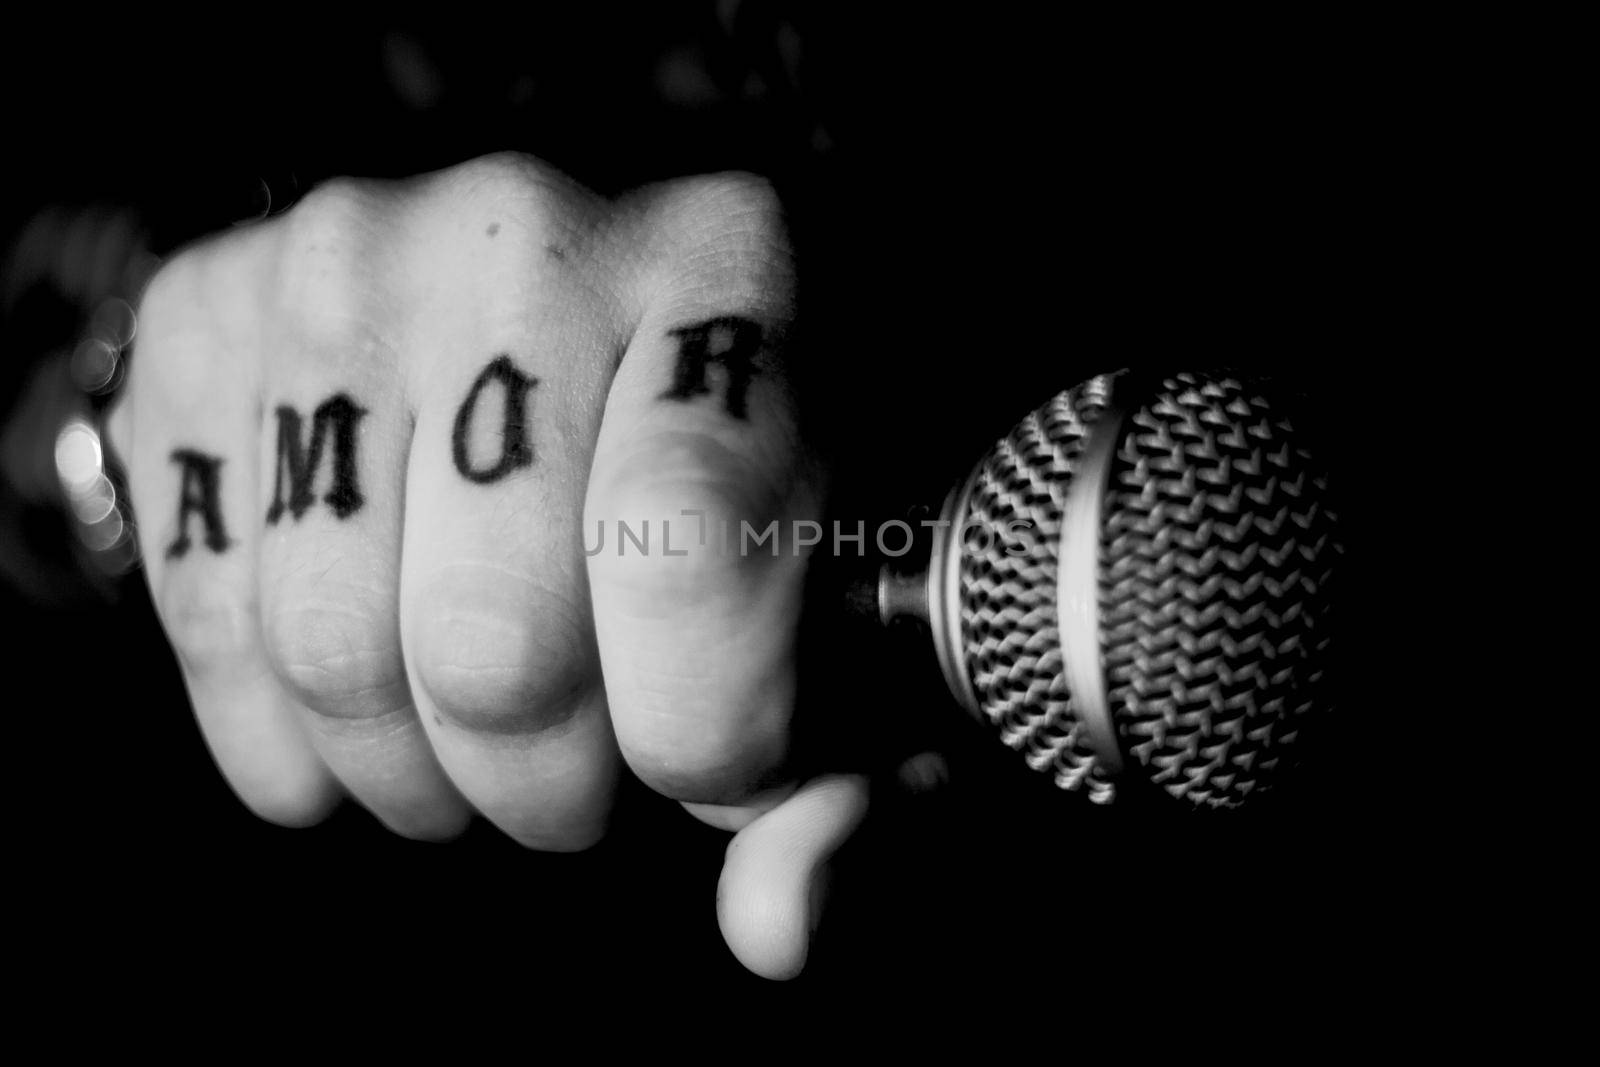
[106, 153, 868, 978]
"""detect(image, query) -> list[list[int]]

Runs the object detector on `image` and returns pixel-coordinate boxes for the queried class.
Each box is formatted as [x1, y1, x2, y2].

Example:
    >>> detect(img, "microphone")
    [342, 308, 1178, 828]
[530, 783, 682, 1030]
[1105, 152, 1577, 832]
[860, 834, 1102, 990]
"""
[877, 370, 1341, 808]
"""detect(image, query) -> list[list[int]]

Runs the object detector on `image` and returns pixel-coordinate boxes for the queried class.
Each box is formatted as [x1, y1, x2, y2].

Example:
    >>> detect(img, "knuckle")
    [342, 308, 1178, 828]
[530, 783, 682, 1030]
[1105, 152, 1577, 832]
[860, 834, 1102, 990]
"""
[130, 252, 209, 369]
[656, 172, 788, 258]
[618, 702, 787, 804]
[445, 151, 553, 196]
[411, 569, 598, 736]
[129, 225, 272, 390]
[672, 173, 784, 233]
[157, 585, 258, 679]
[638, 172, 794, 321]
[591, 432, 798, 604]
[604, 431, 785, 522]
[281, 176, 377, 245]
[271, 177, 384, 328]
[432, 152, 574, 237]
[263, 592, 408, 720]
[136, 251, 200, 333]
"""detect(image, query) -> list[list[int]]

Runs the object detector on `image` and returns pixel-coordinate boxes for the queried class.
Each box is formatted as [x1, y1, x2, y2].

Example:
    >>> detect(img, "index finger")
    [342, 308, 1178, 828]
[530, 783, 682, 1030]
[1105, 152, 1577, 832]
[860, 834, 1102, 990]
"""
[584, 174, 819, 804]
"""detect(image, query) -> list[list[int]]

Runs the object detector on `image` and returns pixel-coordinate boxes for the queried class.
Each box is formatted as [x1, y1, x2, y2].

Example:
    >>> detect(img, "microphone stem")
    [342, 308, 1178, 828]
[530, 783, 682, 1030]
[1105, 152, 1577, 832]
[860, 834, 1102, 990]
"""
[876, 564, 930, 627]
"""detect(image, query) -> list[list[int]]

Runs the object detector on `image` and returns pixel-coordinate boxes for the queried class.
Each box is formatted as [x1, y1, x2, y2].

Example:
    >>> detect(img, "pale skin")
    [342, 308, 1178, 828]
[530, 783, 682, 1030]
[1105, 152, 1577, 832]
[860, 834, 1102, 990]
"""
[106, 153, 871, 980]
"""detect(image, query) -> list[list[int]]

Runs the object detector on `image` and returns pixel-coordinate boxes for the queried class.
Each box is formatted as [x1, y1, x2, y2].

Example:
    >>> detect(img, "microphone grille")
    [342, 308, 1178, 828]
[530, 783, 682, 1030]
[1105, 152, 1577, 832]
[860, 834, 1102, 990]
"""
[958, 374, 1120, 802]
[1099, 372, 1339, 807]
[955, 370, 1340, 807]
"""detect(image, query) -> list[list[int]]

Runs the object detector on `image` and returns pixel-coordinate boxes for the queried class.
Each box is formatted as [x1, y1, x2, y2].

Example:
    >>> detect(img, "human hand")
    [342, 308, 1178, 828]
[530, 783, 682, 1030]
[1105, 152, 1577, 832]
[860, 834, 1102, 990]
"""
[107, 153, 868, 978]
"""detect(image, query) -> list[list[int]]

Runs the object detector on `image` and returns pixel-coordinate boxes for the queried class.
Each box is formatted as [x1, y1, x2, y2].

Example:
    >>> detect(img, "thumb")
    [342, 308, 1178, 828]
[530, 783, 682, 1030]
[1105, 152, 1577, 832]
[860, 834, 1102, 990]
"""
[714, 774, 869, 980]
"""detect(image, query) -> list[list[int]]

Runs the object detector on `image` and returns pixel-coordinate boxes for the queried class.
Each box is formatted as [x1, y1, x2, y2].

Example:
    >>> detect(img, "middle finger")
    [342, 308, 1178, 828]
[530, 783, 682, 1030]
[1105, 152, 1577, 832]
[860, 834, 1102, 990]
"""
[396, 159, 626, 850]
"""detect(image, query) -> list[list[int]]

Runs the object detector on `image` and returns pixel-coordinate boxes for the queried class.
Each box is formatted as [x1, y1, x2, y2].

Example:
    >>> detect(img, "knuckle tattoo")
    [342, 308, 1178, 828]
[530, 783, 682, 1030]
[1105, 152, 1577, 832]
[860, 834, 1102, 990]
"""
[265, 394, 367, 524]
[163, 314, 774, 559]
[160, 167, 786, 604]
[451, 355, 539, 484]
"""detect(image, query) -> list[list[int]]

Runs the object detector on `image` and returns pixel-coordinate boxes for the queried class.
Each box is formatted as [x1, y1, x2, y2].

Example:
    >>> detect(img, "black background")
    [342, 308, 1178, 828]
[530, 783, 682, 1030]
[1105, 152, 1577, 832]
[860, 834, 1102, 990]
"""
[4, 5, 1416, 1012]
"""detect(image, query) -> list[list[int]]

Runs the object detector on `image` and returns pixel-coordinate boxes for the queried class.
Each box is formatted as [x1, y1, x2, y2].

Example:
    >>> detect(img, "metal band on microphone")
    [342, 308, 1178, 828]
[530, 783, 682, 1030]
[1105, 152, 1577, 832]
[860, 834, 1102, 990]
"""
[1056, 405, 1124, 777]
[874, 473, 981, 719]
[929, 474, 981, 717]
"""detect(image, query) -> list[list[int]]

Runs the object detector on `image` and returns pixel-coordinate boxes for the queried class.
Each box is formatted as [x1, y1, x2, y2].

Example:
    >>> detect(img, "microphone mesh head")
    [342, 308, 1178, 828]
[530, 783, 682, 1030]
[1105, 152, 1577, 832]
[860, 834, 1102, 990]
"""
[959, 375, 1119, 802]
[956, 371, 1339, 807]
